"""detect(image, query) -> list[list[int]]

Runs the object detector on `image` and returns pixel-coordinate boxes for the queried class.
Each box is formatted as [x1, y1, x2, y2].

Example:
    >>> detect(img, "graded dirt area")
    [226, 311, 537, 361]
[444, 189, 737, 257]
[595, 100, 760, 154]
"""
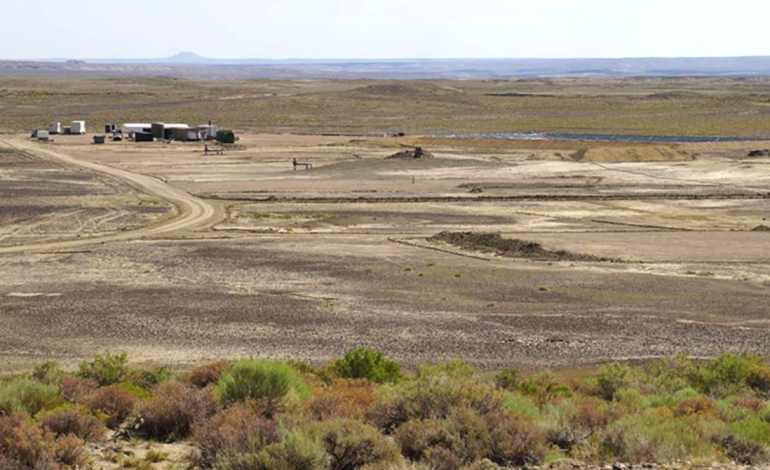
[1, 133, 770, 373]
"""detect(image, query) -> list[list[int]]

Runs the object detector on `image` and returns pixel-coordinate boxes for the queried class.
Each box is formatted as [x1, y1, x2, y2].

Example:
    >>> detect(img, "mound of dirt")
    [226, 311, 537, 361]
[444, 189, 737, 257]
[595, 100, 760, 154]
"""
[429, 232, 617, 262]
[748, 149, 770, 157]
[571, 146, 695, 162]
[751, 225, 770, 232]
[386, 147, 435, 160]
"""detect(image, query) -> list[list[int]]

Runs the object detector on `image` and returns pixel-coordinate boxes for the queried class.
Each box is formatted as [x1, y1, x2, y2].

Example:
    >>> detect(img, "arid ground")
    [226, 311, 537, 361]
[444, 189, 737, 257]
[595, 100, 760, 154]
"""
[1, 117, 770, 374]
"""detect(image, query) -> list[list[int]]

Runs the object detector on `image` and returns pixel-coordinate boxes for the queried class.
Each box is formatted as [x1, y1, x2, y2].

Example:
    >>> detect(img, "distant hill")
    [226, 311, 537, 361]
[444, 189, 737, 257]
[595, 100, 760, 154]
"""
[7, 54, 770, 79]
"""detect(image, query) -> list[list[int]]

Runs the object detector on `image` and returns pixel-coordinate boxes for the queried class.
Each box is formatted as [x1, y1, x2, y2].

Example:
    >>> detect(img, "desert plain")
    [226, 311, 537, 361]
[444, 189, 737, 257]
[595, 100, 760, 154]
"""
[2, 77, 770, 373]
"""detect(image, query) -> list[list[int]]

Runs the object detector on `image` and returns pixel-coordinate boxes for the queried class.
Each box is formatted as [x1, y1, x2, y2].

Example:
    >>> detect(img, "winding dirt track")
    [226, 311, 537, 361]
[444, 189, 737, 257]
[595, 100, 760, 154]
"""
[0, 138, 225, 254]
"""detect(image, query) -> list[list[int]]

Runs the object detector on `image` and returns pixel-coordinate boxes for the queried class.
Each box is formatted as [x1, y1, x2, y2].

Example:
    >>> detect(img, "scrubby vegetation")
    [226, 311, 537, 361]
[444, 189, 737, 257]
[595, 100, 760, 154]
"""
[3, 352, 770, 469]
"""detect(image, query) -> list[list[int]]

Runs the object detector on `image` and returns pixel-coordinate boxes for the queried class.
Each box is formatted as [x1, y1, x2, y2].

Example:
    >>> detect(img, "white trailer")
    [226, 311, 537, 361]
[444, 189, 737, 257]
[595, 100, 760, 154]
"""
[70, 121, 86, 135]
[49, 122, 61, 134]
[37, 130, 50, 141]
[122, 123, 153, 134]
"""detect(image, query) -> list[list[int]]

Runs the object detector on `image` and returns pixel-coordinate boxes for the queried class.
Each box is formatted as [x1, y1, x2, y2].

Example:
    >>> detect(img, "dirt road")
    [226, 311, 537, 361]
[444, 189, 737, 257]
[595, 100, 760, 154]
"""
[0, 138, 224, 254]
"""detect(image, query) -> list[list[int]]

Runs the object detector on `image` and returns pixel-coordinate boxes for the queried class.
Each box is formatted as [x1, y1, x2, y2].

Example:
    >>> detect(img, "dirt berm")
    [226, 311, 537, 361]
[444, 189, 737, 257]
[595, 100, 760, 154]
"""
[429, 231, 618, 262]
[571, 146, 695, 162]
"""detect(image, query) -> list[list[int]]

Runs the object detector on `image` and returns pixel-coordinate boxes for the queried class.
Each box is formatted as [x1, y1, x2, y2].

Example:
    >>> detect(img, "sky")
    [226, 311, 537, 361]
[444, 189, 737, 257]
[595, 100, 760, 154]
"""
[0, 0, 767, 60]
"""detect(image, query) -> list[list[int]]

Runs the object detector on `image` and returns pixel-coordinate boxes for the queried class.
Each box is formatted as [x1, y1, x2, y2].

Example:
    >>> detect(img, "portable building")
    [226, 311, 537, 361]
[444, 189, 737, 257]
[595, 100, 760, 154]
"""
[122, 123, 152, 134]
[170, 127, 199, 142]
[151, 123, 165, 140]
[134, 132, 154, 142]
[105, 124, 116, 133]
[70, 121, 86, 134]
[37, 130, 50, 141]
[49, 122, 61, 134]
[199, 125, 220, 141]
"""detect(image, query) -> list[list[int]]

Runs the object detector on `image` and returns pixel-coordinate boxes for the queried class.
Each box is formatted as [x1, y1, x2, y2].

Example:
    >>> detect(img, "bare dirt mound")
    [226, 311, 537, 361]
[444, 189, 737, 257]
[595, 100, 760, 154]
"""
[752, 225, 770, 232]
[429, 231, 617, 262]
[571, 146, 695, 162]
[387, 147, 435, 160]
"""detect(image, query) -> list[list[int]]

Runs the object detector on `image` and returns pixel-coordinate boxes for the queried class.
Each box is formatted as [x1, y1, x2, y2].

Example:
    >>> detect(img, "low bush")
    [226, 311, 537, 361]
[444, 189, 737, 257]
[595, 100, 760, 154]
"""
[60, 376, 97, 404]
[671, 397, 719, 418]
[39, 406, 107, 442]
[502, 393, 540, 421]
[136, 381, 217, 441]
[315, 419, 402, 470]
[77, 351, 130, 387]
[602, 411, 721, 463]
[84, 384, 138, 429]
[189, 360, 229, 389]
[395, 407, 491, 465]
[747, 365, 770, 396]
[594, 363, 630, 401]
[0, 379, 62, 416]
[730, 420, 770, 446]
[687, 352, 762, 398]
[494, 368, 520, 392]
[216, 359, 310, 414]
[214, 427, 331, 470]
[302, 379, 378, 422]
[721, 434, 769, 465]
[131, 366, 173, 390]
[484, 411, 547, 467]
[0, 413, 87, 469]
[31, 362, 64, 387]
[193, 402, 280, 467]
[735, 396, 767, 413]
[330, 348, 402, 384]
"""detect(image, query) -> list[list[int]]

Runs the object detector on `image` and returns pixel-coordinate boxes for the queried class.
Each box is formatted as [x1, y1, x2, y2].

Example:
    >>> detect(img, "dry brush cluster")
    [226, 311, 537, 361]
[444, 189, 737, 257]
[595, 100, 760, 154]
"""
[2, 350, 770, 469]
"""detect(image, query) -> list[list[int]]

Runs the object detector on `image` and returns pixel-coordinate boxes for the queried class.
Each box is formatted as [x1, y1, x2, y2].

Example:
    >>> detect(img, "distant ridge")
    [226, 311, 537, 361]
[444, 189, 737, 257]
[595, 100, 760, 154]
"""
[7, 53, 770, 79]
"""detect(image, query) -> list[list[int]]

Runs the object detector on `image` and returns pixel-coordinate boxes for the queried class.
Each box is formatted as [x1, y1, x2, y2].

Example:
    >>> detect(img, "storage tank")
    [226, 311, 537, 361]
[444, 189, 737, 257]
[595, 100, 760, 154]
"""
[49, 122, 61, 134]
[70, 121, 86, 134]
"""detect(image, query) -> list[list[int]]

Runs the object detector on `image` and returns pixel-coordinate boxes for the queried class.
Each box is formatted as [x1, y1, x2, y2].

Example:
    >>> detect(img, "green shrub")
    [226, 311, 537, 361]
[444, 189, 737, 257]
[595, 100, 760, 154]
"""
[594, 363, 630, 401]
[494, 368, 521, 391]
[315, 419, 402, 470]
[215, 428, 331, 470]
[330, 349, 402, 384]
[686, 353, 762, 397]
[136, 381, 217, 441]
[77, 351, 129, 387]
[502, 393, 540, 421]
[731, 421, 770, 446]
[39, 405, 107, 442]
[131, 366, 173, 390]
[602, 411, 721, 463]
[0, 379, 62, 416]
[369, 371, 503, 432]
[747, 365, 770, 396]
[32, 362, 64, 386]
[84, 384, 138, 429]
[216, 359, 310, 414]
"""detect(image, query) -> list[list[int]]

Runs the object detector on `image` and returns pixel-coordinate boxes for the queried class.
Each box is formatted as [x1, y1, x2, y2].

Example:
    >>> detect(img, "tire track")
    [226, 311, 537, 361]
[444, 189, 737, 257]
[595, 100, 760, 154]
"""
[0, 139, 225, 254]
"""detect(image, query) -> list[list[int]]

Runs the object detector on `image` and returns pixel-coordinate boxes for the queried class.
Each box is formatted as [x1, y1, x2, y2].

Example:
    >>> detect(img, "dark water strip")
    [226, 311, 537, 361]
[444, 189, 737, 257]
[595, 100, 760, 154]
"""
[438, 133, 770, 143]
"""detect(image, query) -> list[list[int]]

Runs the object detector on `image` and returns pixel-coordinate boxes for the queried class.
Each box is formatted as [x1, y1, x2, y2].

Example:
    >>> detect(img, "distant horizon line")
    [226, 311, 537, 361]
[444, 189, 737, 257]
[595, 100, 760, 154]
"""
[9, 53, 770, 63]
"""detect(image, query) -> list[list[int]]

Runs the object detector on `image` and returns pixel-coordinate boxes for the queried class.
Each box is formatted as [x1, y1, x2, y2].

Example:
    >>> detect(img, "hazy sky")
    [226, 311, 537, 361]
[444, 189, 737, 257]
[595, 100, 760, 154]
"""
[1, 0, 767, 60]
